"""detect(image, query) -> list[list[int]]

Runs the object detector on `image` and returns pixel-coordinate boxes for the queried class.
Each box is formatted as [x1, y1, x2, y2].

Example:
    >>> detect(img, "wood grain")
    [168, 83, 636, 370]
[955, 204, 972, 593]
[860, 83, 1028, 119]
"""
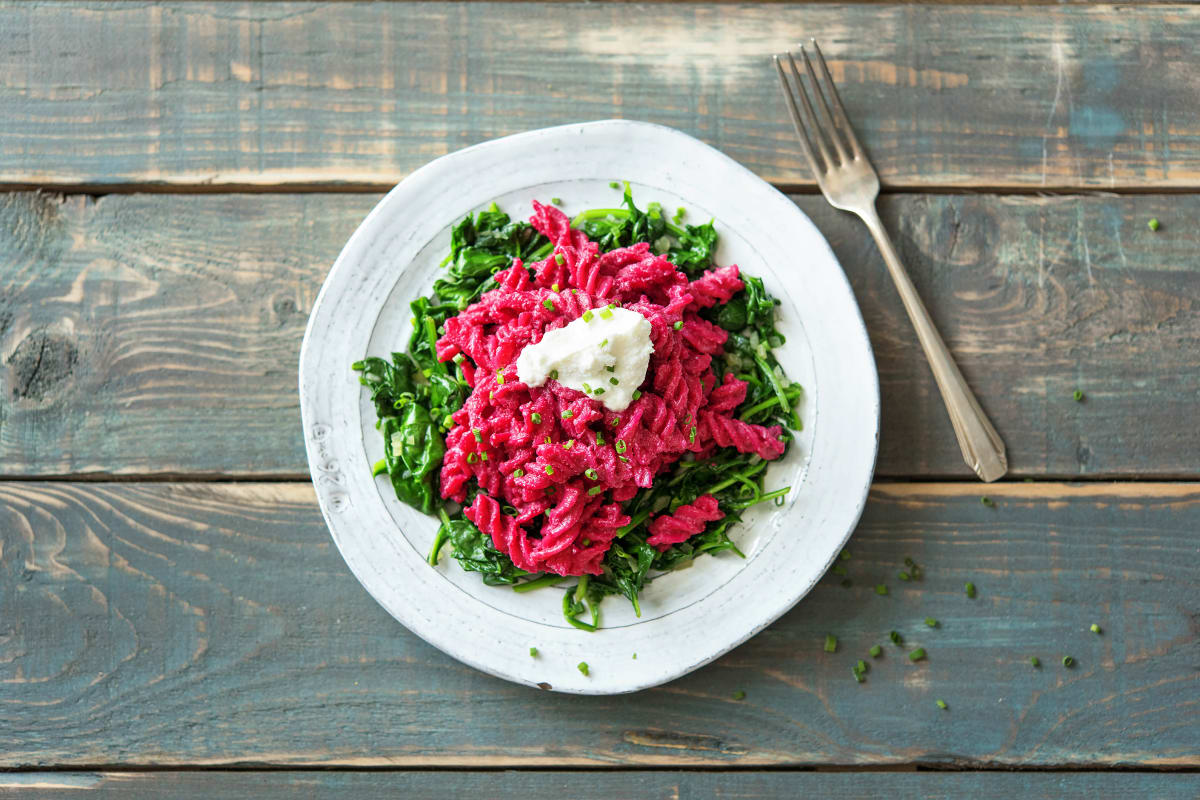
[1, 192, 1196, 478]
[1, 4, 1199, 190]
[1, 771, 1197, 799]
[2, 481, 1196, 767]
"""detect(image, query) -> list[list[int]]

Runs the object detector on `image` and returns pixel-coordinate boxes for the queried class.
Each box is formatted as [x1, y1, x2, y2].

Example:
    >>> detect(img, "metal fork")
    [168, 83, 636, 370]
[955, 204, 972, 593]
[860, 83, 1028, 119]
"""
[774, 41, 1007, 482]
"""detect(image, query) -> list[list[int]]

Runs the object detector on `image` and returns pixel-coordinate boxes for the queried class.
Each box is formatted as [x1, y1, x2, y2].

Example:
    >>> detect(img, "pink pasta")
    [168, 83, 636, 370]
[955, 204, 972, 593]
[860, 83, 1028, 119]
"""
[646, 494, 725, 551]
[436, 202, 786, 576]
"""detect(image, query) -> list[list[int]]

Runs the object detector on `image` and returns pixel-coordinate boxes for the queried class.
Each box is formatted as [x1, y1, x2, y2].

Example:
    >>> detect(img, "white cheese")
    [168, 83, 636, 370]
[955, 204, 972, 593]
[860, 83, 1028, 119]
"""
[516, 306, 653, 411]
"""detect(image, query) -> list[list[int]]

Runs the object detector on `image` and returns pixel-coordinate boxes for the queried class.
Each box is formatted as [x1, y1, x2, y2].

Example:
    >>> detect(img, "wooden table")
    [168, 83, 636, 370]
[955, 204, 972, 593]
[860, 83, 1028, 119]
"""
[2, 4, 1197, 797]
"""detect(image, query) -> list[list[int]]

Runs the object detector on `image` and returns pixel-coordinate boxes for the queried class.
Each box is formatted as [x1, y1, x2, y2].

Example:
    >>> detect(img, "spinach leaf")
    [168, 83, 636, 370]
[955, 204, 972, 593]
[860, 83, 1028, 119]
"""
[382, 404, 444, 514]
[440, 512, 530, 586]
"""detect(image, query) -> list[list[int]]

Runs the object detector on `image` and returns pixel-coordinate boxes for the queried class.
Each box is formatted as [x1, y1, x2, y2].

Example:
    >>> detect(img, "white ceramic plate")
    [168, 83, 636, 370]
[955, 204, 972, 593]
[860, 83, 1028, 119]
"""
[300, 120, 878, 694]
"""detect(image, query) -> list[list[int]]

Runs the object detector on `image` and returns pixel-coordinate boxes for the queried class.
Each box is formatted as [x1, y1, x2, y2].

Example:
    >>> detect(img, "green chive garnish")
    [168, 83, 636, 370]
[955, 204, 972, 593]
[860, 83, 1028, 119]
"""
[609, 377, 619, 385]
[554, 253, 564, 266]
[529, 646, 538, 657]
[852, 668, 864, 683]
[1148, 217, 1160, 231]
[587, 486, 602, 496]
[632, 390, 642, 400]
[543, 299, 555, 311]
[562, 410, 573, 419]
[869, 644, 882, 658]
[466, 452, 477, 464]
[831, 564, 847, 577]
[841, 550, 851, 561]
[899, 571, 911, 581]
[531, 412, 542, 424]
[909, 648, 927, 662]
[732, 690, 746, 701]
[513, 469, 525, 478]
[925, 617, 938, 628]
[551, 197, 562, 205]
[673, 320, 684, 330]
[936, 699, 948, 710]
[1062, 656, 1075, 668]
[595, 432, 605, 446]
[562, 440, 573, 450]
[594, 387, 605, 395]
[824, 634, 837, 653]
[981, 496, 994, 506]
[688, 426, 697, 444]
[599, 308, 613, 320]
[875, 584, 888, 596]
[966, 582, 977, 598]
[585, 468, 599, 480]
[551, 283, 560, 292]
[615, 439, 627, 453]
[582, 382, 591, 393]
[544, 465, 554, 475]
[582, 310, 594, 322]
[605, 365, 615, 372]
[1031, 656, 1040, 667]
[856, 659, 868, 674]
[890, 630, 903, 645]
[578, 662, 589, 676]
[1090, 623, 1101, 634]
[1073, 389, 1085, 402]
[480, 452, 488, 462]
[609, 181, 620, 189]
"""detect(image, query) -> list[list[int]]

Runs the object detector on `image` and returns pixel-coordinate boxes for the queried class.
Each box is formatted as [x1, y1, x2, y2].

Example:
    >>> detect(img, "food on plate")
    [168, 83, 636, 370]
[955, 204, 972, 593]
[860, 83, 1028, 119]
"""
[353, 185, 801, 629]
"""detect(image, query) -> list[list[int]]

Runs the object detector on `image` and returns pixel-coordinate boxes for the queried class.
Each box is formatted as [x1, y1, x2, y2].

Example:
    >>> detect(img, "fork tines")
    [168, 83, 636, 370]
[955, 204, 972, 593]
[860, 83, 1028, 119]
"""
[773, 41, 863, 174]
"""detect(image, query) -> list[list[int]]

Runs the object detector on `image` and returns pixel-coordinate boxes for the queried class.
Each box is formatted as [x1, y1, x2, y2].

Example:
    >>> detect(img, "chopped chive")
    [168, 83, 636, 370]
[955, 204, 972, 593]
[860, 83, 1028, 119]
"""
[496, 372, 505, 384]
[890, 630, 903, 645]
[869, 644, 882, 658]
[632, 653, 637, 659]
[824, 634, 837, 653]
[831, 564, 847, 577]
[673, 320, 684, 330]
[1062, 655, 1075, 668]
[578, 662, 589, 676]
[966, 582, 976, 598]
[841, 550, 851, 561]
[594, 387, 605, 395]
[981, 496, 994, 507]
[562, 440, 574, 450]
[550, 369, 559, 380]
[909, 648, 927, 662]
[562, 410, 574, 419]
[732, 689, 746, 701]
[609, 377, 619, 385]
[551, 197, 562, 205]
[1090, 623, 1102, 634]
[480, 452, 488, 462]
[618, 455, 629, 463]
[584, 468, 598, 480]
[600, 338, 609, 348]
[513, 468, 525, 478]
[543, 299, 555, 311]
[688, 426, 697, 444]
[852, 668, 864, 683]
[1030, 656, 1040, 667]
[582, 310, 594, 322]
[544, 465, 554, 475]
[605, 365, 615, 372]
[582, 382, 592, 393]
[875, 584, 888, 596]
[531, 412, 542, 424]
[544, 436, 552, 444]
[467, 452, 478, 464]
[607, 303, 616, 310]
[587, 486, 603, 496]
[609, 181, 621, 189]
[554, 253, 564, 266]
[936, 699, 948, 710]
[856, 659, 868, 674]
[472, 428, 483, 442]
[1073, 389, 1085, 402]
[551, 283, 560, 292]
[595, 432, 605, 446]
[632, 390, 642, 400]
[1148, 217, 1160, 231]
[529, 646, 538, 657]
[600, 309, 613, 320]
[899, 571, 911, 581]
[925, 617, 938, 628]
[611, 417, 620, 427]
[840, 578, 853, 588]
[615, 439, 627, 453]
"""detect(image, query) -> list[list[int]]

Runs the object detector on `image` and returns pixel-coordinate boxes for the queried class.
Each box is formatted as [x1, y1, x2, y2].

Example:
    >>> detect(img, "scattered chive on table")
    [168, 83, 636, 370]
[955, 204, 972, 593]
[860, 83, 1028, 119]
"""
[1, 3, 1197, 797]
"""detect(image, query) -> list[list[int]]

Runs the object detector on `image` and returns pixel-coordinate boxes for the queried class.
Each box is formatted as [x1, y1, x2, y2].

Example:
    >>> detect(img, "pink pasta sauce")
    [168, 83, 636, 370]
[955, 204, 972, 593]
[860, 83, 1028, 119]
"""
[435, 202, 786, 577]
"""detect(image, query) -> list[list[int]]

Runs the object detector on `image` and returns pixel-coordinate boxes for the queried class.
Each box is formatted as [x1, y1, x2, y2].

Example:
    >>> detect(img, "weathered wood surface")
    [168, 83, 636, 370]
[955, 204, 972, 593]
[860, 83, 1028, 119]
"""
[2, 192, 1197, 479]
[3, 481, 1195, 767]
[2, 3, 1199, 190]
[1, 771, 1196, 799]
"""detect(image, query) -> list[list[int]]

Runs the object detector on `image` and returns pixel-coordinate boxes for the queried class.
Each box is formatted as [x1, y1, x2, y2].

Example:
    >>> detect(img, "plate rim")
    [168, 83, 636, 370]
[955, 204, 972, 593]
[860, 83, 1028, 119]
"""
[299, 119, 880, 694]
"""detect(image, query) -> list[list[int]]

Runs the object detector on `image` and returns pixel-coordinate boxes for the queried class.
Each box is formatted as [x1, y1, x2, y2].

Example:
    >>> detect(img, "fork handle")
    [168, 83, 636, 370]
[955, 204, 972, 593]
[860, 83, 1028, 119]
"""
[859, 203, 1008, 482]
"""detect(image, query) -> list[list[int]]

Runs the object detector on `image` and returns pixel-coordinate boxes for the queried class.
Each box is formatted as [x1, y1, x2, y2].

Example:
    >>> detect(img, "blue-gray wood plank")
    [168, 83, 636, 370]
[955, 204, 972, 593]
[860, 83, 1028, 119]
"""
[2, 481, 1195, 767]
[1, 3, 1198, 189]
[0, 771, 1196, 798]
[2, 192, 1197, 479]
